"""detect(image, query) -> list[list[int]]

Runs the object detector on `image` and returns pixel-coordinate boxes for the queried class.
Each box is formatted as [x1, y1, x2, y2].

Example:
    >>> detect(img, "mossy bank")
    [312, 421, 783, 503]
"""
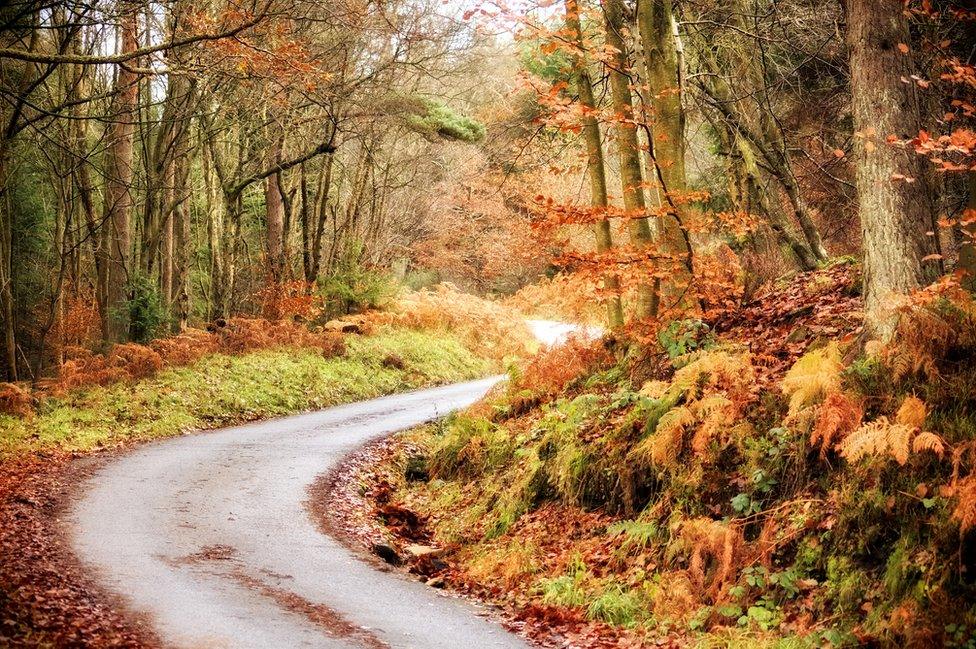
[0, 328, 493, 458]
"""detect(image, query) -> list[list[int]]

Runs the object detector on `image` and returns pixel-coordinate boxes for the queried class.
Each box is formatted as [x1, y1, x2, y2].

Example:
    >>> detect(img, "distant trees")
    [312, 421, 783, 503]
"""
[0, 0, 492, 380]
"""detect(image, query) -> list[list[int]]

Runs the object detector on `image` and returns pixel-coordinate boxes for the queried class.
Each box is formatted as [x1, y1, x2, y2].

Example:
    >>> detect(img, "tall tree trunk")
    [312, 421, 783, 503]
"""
[565, 0, 623, 329]
[603, 0, 659, 319]
[0, 161, 16, 380]
[264, 139, 286, 287]
[160, 159, 174, 311]
[637, 0, 685, 192]
[69, 51, 106, 336]
[173, 153, 191, 331]
[301, 163, 313, 281]
[101, 5, 139, 342]
[310, 153, 334, 280]
[848, 0, 940, 339]
[635, 0, 697, 310]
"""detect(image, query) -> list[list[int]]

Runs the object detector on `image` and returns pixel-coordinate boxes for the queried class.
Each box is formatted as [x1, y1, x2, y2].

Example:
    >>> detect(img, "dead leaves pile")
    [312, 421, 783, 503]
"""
[711, 262, 863, 393]
[0, 453, 160, 648]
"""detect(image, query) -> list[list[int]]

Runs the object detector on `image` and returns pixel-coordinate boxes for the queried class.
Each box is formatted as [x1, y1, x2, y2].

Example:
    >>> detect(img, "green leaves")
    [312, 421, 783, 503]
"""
[404, 98, 486, 143]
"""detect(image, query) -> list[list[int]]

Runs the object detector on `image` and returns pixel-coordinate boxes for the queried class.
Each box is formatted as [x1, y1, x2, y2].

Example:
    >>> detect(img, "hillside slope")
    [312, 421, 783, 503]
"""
[370, 263, 976, 648]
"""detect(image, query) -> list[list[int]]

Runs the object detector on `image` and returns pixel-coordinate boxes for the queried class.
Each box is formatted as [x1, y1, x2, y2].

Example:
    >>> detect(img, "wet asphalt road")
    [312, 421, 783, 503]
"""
[68, 321, 579, 648]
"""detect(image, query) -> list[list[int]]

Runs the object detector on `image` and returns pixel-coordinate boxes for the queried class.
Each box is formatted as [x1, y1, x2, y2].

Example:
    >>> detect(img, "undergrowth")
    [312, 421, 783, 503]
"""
[365, 283, 535, 361]
[385, 266, 976, 647]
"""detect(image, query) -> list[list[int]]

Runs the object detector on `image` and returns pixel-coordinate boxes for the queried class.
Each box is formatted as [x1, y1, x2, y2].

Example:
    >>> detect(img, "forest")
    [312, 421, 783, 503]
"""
[1, 0, 976, 647]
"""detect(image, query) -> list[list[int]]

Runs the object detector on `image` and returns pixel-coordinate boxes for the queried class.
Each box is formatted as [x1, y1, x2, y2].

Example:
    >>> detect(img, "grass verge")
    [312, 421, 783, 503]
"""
[0, 327, 492, 458]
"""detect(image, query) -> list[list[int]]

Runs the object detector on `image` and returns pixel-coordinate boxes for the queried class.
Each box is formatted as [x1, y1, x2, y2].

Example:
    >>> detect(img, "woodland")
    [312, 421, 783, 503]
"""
[1, 0, 976, 647]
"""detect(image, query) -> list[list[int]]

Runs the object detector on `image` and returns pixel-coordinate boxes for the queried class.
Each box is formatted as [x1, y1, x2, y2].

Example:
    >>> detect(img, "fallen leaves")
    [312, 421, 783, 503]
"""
[0, 453, 161, 648]
[710, 262, 863, 394]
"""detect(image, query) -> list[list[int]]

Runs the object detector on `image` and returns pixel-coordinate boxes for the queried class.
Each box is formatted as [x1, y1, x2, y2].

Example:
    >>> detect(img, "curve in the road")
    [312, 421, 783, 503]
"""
[69, 377, 530, 649]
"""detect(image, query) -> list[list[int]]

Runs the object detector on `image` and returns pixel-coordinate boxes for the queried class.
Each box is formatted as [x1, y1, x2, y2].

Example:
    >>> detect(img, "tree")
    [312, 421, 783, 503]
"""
[602, 0, 659, 319]
[847, 0, 940, 339]
[635, 0, 696, 310]
[564, 0, 624, 329]
[685, 0, 831, 271]
[101, 3, 139, 342]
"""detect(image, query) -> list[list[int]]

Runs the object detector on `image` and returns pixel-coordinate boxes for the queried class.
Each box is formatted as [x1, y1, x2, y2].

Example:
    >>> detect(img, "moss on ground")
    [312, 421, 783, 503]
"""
[0, 328, 492, 457]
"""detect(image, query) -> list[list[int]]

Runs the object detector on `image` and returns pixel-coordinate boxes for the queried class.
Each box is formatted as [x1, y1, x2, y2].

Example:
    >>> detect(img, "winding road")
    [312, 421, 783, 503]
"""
[68, 322, 581, 648]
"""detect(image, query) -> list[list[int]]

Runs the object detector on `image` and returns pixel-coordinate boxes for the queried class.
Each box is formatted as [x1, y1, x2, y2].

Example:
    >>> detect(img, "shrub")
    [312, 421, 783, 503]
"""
[53, 293, 100, 350]
[658, 318, 714, 360]
[150, 328, 218, 365]
[515, 336, 613, 398]
[109, 343, 163, 380]
[317, 245, 394, 317]
[381, 353, 406, 370]
[0, 382, 32, 418]
[630, 350, 757, 469]
[53, 319, 345, 394]
[125, 273, 167, 343]
[257, 280, 322, 321]
[57, 347, 128, 390]
[214, 318, 344, 358]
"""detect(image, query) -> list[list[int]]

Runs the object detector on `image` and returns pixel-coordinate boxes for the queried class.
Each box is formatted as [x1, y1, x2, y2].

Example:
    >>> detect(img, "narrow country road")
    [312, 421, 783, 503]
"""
[68, 322, 579, 648]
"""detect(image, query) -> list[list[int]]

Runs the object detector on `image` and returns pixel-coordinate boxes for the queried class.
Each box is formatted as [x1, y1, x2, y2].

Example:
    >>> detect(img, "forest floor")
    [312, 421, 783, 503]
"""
[0, 322, 514, 647]
[336, 262, 976, 648]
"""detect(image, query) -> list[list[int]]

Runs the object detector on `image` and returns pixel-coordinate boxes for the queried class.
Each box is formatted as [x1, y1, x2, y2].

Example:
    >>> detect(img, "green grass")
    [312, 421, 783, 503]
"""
[0, 328, 493, 457]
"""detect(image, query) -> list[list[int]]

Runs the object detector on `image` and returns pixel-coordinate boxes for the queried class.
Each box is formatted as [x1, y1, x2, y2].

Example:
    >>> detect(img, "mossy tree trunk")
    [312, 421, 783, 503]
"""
[635, 0, 697, 311]
[565, 0, 624, 330]
[603, 0, 659, 320]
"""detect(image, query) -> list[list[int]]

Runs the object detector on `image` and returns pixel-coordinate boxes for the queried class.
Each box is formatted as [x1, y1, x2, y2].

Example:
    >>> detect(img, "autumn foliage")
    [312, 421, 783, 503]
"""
[512, 335, 613, 398]
[0, 383, 31, 418]
[41, 319, 347, 400]
[364, 284, 533, 361]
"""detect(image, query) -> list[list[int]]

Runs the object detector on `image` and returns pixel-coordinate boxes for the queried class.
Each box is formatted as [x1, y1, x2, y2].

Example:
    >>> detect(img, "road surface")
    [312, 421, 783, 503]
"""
[68, 321, 579, 648]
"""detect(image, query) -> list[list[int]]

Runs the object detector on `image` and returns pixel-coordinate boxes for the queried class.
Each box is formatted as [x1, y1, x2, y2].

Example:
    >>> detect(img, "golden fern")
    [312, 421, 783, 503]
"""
[911, 431, 945, 458]
[950, 474, 976, 533]
[840, 418, 902, 464]
[633, 351, 757, 469]
[895, 395, 927, 428]
[811, 391, 863, 456]
[640, 406, 695, 467]
[883, 306, 956, 382]
[690, 394, 735, 455]
[671, 351, 755, 404]
[639, 380, 669, 399]
[678, 518, 743, 600]
[839, 397, 943, 465]
[781, 343, 844, 416]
